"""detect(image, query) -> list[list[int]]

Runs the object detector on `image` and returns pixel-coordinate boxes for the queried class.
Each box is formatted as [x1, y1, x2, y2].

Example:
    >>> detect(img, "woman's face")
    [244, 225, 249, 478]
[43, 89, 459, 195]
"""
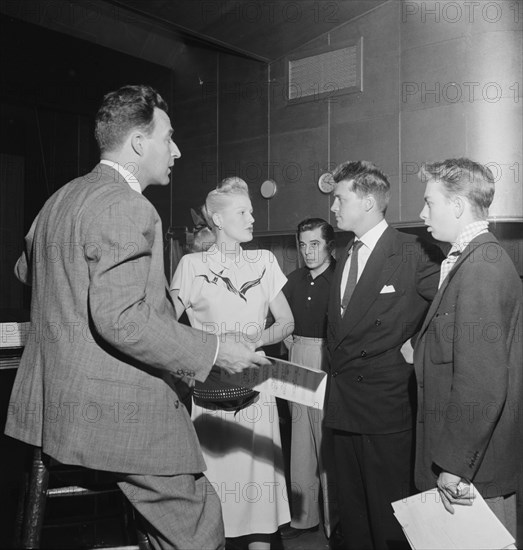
[215, 194, 254, 243]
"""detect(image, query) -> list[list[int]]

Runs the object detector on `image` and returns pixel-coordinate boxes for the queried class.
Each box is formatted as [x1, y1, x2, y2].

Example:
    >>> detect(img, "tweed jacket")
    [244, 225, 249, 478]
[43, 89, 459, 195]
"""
[414, 232, 523, 496]
[324, 225, 443, 434]
[5, 164, 217, 475]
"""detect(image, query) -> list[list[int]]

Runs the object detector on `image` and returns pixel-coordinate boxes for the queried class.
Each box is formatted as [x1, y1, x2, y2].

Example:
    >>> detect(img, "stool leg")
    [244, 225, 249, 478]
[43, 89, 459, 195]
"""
[135, 515, 153, 550]
[21, 448, 50, 549]
[12, 472, 28, 547]
[123, 498, 152, 550]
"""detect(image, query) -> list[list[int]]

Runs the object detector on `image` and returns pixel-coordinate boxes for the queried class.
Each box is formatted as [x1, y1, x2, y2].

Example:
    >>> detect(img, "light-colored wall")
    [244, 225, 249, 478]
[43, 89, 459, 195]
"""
[400, 0, 522, 222]
[266, 0, 523, 230]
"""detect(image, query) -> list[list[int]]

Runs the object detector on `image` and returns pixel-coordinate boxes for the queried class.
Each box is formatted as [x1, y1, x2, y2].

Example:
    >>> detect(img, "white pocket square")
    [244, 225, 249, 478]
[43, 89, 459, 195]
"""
[380, 284, 396, 294]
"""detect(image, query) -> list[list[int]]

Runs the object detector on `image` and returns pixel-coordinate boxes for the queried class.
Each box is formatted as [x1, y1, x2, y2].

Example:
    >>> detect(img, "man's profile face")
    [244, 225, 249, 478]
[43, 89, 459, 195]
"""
[140, 108, 181, 187]
[420, 178, 458, 243]
[331, 179, 366, 233]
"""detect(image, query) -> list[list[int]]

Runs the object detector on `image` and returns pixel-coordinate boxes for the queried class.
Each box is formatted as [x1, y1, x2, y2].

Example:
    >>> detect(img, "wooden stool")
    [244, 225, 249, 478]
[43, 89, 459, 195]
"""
[14, 447, 152, 549]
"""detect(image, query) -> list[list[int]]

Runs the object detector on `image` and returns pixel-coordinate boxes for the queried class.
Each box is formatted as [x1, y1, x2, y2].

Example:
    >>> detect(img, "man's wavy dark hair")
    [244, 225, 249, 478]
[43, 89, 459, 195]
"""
[297, 218, 335, 252]
[332, 160, 391, 214]
[95, 84, 168, 154]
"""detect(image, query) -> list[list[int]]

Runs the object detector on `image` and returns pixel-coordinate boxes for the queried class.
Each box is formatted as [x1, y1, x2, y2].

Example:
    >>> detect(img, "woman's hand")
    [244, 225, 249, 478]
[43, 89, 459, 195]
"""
[224, 331, 262, 352]
[283, 334, 294, 351]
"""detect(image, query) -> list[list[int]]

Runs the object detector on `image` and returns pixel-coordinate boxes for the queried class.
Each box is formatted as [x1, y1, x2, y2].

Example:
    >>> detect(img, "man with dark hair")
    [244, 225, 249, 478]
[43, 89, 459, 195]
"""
[5, 84, 269, 549]
[280, 218, 338, 542]
[325, 160, 443, 549]
[415, 158, 522, 540]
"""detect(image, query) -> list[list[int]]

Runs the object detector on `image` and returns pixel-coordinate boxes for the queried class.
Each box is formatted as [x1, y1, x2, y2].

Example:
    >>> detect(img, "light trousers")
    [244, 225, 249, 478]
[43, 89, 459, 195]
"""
[288, 336, 338, 535]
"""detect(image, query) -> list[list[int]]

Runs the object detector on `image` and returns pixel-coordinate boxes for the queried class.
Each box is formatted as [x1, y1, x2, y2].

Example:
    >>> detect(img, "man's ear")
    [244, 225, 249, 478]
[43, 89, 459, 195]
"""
[453, 195, 466, 218]
[130, 131, 145, 156]
[364, 194, 376, 212]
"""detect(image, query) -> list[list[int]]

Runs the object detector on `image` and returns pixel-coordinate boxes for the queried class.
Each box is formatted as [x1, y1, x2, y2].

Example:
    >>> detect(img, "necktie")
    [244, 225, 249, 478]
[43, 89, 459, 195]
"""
[438, 249, 461, 288]
[341, 240, 363, 316]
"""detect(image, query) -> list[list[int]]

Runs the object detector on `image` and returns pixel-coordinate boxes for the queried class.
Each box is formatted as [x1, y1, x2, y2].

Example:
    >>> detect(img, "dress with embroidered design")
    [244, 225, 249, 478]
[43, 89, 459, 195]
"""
[170, 246, 290, 537]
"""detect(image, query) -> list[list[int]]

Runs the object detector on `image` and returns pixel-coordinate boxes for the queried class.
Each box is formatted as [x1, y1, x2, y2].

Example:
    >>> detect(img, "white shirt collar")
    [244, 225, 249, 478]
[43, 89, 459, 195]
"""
[357, 218, 388, 252]
[100, 159, 142, 195]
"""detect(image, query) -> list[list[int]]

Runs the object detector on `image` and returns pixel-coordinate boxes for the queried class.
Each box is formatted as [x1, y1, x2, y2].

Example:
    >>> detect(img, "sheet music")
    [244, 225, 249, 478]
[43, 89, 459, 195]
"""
[224, 355, 327, 408]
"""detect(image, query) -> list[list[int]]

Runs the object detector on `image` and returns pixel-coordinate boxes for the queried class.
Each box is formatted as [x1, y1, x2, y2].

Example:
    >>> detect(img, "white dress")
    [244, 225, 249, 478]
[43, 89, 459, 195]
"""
[171, 245, 291, 537]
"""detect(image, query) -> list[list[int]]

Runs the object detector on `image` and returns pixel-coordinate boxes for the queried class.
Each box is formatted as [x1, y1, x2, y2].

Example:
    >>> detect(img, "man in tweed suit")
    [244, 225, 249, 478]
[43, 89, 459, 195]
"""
[5, 85, 269, 549]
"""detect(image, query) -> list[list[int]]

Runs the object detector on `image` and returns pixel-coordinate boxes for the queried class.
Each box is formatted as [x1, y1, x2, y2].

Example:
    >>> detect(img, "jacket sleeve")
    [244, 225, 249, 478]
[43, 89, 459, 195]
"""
[84, 197, 217, 382]
[14, 215, 39, 286]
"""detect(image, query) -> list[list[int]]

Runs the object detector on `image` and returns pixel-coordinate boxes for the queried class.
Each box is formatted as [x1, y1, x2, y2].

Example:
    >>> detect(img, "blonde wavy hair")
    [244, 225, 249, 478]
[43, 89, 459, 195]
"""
[192, 177, 250, 252]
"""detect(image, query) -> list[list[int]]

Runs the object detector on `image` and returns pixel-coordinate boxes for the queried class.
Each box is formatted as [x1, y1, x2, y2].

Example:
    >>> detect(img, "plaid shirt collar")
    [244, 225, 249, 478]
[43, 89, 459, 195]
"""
[449, 220, 489, 255]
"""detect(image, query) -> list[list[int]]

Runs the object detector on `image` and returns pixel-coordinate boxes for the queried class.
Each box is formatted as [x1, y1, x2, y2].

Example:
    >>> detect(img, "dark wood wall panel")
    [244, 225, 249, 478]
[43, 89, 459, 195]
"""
[218, 53, 268, 231]
[0, 14, 174, 311]
[171, 47, 270, 232]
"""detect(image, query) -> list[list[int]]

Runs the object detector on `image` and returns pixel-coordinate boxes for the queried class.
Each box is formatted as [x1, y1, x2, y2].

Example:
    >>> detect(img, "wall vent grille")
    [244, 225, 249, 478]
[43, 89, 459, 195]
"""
[287, 39, 362, 103]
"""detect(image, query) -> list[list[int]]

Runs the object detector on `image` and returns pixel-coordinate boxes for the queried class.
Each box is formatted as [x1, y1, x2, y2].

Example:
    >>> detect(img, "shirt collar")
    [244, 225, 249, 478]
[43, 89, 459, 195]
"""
[100, 159, 142, 195]
[451, 221, 489, 254]
[307, 259, 336, 281]
[357, 219, 388, 252]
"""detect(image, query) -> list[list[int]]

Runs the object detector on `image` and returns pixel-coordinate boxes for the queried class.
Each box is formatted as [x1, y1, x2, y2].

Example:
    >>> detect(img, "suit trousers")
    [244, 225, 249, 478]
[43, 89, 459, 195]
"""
[485, 493, 517, 539]
[117, 472, 224, 550]
[332, 429, 413, 550]
[289, 337, 337, 535]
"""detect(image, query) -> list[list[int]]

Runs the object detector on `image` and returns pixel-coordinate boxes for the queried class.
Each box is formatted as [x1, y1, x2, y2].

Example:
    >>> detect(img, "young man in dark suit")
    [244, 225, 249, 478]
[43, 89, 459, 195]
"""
[324, 160, 443, 550]
[5, 85, 269, 549]
[415, 158, 522, 541]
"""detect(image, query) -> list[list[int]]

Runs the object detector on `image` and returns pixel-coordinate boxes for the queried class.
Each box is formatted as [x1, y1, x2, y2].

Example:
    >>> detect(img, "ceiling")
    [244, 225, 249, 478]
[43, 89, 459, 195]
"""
[104, 0, 389, 62]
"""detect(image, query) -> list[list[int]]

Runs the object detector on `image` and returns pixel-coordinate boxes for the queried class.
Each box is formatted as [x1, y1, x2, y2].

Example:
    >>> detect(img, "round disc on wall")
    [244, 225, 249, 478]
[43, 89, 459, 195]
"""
[260, 179, 278, 199]
[318, 172, 335, 194]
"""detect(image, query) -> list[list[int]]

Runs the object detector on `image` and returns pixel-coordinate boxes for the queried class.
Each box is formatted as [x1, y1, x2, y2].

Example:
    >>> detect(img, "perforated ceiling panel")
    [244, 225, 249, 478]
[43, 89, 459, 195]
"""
[288, 41, 362, 102]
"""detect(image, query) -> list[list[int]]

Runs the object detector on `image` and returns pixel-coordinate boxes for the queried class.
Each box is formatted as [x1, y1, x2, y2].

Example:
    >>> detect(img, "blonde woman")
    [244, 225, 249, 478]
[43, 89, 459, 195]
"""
[170, 177, 293, 549]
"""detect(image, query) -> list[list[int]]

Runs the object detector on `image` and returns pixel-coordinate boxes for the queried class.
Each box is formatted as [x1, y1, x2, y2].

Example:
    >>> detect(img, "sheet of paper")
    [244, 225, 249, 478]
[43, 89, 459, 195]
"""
[391, 485, 516, 550]
[0, 322, 31, 348]
[224, 356, 327, 409]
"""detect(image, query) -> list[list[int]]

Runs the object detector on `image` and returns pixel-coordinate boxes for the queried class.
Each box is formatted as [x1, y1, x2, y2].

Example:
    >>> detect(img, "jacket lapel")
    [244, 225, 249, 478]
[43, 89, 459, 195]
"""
[416, 232, 497, 340]
[327, 241, 351, 345]
[333, 227, 403, 345]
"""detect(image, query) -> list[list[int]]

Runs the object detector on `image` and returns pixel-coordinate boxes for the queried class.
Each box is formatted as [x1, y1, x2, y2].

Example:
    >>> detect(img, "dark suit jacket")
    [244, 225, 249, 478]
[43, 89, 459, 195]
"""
[5, 164, 217, 475]
[325, 225, 442, 434]
[414, 232, 523, 496]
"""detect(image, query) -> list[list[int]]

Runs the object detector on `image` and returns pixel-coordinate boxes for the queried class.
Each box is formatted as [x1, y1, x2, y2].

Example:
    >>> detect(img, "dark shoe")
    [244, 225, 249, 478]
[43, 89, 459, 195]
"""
[328, 523, 344, 550]
[278, 523, 319, 540]
[225, 537, 245, 550]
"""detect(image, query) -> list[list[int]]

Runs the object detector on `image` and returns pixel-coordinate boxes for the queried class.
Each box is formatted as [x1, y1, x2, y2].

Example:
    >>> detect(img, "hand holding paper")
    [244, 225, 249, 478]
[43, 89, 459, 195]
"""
[437, 471, 475, 514]
[392, 484, 515, 550]
[224, 355, 327, 408]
